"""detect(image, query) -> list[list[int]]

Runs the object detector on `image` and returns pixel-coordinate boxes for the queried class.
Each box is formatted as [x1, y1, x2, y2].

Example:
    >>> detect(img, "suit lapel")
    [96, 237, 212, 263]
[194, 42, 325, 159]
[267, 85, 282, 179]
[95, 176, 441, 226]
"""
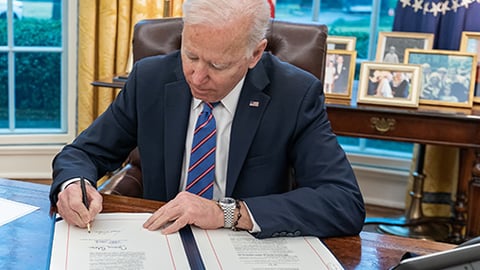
[226, 61, 270, 196]
[164, 68, 192, 199]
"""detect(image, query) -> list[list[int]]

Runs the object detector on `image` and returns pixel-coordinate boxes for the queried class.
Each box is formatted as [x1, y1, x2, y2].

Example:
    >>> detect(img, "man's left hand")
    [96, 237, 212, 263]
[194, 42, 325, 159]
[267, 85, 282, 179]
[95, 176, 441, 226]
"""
[143, 191, 223, 234]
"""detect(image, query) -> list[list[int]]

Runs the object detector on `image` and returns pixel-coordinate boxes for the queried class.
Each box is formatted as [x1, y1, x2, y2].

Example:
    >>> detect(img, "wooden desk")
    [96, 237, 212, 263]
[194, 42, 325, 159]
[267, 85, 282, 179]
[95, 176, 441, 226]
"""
[0, 179, 455, 270]
[325, 231, 456, 270]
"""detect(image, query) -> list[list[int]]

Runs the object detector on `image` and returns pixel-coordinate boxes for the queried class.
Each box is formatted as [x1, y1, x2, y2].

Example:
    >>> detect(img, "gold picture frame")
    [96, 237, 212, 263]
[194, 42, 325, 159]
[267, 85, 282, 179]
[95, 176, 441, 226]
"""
[357, 62, 422, 108]
[460, 31, 480, 103]
[405, 48, 477, 108]
[376, 31, 434, 63]
[324, 50, 357, 102]
[327, 36, 357, 51]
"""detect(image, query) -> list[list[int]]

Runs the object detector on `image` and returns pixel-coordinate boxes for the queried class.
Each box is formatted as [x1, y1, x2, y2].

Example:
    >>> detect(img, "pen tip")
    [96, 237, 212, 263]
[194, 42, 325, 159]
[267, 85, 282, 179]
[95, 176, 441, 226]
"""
[87, 223, 91, 233]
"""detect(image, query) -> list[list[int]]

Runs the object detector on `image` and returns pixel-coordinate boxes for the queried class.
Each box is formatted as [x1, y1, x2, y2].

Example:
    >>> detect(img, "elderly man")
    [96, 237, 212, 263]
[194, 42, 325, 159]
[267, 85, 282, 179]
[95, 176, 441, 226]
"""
[50, 0, 365, 239]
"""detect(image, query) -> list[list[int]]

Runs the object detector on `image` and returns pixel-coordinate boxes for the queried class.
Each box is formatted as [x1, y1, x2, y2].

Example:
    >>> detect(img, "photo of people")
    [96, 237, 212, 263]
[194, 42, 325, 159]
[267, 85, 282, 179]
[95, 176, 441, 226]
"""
[357, 62, 421, 108]
[367, 70, 411, 98]
[460, 32, 480, 102]
[376, 32, 434, 63]
[323, 50, 357, 100]
[406, 49, 476, 108]
[421, 66, 470, 102]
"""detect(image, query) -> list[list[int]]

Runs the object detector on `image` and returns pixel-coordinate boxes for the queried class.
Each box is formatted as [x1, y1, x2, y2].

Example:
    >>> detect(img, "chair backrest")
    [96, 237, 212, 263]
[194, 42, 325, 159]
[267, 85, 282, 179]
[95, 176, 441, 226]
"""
[100, 17, 328, 196]
[132, 17, 328, 81]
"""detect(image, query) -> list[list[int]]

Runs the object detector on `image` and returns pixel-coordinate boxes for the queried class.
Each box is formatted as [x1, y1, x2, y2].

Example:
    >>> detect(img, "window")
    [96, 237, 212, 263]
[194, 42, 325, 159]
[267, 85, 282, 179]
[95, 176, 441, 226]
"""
[275, 0, 413, 167]
[0, 0, 76, 178]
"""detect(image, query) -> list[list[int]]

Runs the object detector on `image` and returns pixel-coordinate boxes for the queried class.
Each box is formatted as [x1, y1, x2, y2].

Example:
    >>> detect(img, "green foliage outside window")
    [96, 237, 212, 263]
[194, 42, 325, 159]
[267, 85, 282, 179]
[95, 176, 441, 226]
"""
[0, 18, 61, 129]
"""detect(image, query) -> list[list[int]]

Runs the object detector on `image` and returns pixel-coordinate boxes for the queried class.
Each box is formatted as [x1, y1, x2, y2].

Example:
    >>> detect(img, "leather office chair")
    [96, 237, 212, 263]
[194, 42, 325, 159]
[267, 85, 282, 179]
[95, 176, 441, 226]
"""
[99, 17, 328, 197]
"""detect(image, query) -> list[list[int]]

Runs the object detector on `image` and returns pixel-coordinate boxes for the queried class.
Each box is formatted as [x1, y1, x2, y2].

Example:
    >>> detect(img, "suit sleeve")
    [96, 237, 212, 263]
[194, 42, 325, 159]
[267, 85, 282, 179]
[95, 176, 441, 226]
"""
[50, 63, 141, 204]
[244, 80, 365, 239]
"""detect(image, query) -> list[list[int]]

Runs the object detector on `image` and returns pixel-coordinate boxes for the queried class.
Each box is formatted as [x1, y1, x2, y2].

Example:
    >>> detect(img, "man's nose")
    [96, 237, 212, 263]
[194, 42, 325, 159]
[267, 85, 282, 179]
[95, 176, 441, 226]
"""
[191, 63, 209, 85]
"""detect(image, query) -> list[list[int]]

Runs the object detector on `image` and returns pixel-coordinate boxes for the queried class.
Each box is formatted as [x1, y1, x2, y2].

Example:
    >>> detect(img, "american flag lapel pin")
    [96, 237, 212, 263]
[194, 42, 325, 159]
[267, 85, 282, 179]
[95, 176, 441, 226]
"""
[249, 100, 260, 107]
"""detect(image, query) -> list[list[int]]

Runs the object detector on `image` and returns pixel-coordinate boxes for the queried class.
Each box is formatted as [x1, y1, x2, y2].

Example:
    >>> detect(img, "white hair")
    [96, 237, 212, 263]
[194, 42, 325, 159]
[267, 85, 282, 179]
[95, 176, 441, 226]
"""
[182, 0, 270, 53]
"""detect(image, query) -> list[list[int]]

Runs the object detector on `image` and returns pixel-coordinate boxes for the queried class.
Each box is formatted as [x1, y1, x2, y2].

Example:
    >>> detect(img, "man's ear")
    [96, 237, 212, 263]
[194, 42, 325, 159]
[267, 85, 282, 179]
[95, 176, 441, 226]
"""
[248, 39, 268, 69]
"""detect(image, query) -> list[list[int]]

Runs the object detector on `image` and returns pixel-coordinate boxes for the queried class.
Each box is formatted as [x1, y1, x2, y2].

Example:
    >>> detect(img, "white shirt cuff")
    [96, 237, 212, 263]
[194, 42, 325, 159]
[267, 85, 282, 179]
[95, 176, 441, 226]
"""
[60, 178, 92, 191]
[243, 201, 261, 233]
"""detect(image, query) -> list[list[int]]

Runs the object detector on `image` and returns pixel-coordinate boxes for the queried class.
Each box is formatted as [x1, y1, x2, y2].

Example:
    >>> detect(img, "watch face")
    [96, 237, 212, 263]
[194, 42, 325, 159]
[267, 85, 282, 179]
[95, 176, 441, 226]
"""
[221, 197, 235, 205]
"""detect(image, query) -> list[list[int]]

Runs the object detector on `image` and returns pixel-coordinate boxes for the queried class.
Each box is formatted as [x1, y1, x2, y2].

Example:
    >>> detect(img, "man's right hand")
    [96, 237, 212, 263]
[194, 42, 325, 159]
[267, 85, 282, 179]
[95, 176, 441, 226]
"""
[56, 181, 103, 228]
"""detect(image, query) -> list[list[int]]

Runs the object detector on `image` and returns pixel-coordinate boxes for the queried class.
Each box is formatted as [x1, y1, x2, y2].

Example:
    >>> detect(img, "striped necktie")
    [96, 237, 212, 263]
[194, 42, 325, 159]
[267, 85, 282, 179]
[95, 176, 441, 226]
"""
[186, 102, 219, 199]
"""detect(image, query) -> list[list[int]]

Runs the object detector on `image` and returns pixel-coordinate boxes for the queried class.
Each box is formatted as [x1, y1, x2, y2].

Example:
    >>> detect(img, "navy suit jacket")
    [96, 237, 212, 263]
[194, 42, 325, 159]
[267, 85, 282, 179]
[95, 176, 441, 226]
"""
[51, 51, 365, 238]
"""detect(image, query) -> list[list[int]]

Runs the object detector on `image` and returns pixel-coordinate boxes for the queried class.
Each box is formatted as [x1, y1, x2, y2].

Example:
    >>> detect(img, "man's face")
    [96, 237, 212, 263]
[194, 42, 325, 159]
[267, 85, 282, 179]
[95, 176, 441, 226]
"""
[181, 21, 265, 102]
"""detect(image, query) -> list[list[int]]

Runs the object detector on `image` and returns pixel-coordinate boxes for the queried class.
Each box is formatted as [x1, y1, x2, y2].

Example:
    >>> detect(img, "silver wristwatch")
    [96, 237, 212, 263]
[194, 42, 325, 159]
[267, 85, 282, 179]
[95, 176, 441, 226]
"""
[218, 197, 236, 229]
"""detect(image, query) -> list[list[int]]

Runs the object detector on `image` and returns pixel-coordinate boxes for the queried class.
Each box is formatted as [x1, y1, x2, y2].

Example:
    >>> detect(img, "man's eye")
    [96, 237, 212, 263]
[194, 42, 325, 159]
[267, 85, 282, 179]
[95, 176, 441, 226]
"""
[211, 63, 227, 70]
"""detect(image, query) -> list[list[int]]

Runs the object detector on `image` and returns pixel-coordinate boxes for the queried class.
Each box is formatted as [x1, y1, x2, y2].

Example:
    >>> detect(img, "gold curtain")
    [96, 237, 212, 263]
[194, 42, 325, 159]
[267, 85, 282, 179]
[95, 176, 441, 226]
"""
[77, 0, 184, 133]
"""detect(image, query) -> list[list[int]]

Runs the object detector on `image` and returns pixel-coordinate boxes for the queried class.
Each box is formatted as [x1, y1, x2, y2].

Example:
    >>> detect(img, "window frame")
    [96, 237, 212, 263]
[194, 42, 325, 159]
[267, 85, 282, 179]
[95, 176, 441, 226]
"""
[0, 0, 77, 178]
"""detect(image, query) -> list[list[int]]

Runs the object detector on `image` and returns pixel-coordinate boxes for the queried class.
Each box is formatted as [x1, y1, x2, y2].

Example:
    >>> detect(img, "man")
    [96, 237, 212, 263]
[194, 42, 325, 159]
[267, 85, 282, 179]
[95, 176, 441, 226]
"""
[50, 0, 365, 239]
[421, 63, 432, 87]
[332, 55, 349, 94]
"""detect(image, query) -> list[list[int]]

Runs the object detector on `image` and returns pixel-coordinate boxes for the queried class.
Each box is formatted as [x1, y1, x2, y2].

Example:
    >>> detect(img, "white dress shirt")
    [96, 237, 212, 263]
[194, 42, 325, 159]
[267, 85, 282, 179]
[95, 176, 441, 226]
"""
[179, 77, 260, 232]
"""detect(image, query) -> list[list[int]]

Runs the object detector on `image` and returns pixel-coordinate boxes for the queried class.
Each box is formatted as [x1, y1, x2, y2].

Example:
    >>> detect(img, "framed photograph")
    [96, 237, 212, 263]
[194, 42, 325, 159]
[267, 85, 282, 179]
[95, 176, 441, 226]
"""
[324, 50, 357, 100]
[460, 31, 480, 103]
[327, 36, 356, 51]
[405, 48, 478, 108]
[376, 31, 434, 63]
[357, 62, 422, 108]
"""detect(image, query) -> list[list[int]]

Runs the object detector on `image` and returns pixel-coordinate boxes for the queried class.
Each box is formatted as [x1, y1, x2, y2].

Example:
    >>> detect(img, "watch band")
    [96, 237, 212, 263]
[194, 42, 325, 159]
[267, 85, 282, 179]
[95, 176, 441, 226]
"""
[218, 197, 236, 229]
[223, 205, 235, 228]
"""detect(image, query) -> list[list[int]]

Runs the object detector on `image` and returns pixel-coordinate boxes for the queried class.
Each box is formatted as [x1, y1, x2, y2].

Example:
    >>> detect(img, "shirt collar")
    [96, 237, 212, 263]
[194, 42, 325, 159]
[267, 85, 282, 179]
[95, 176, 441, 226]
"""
[192, 76, 245, 115]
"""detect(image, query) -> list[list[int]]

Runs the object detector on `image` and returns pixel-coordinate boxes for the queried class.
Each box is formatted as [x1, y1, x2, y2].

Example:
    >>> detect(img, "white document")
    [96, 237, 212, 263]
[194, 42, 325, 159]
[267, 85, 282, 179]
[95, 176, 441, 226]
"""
[0, 197, 39, 227]
[191, 227, 344, 270]
[50, 212, 343, 270]
[50, 213, 190, 270]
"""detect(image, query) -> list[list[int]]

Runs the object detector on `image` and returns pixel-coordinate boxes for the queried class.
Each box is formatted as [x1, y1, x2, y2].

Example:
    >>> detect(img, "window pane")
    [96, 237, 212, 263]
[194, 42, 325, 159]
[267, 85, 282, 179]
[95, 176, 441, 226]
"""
[364, 139, 413, 154]
[0, 0, 24, 19]
[0, 17, 5, 46]
[14, 0, 61, 46]
[15, 52, 61, 129]
[337, 136, 360, 146]
[0, 53, 7, 128]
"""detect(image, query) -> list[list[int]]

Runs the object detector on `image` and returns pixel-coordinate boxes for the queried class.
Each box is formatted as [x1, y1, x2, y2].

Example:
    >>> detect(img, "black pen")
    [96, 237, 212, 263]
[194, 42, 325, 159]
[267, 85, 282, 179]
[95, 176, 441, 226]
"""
[80, 176, 91, 233]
